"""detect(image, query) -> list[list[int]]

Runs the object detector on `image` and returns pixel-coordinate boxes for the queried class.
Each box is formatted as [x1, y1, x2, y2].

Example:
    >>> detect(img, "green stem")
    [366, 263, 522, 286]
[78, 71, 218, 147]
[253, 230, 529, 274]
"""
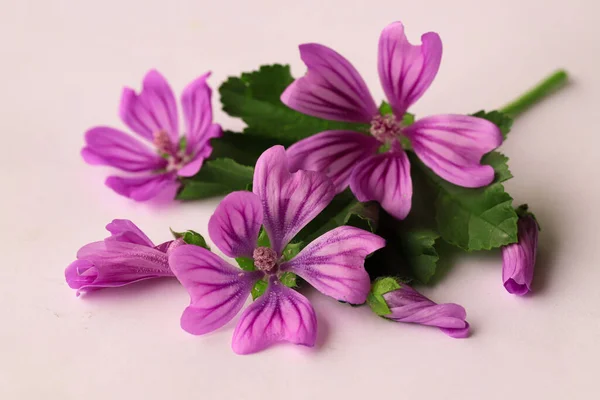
[500, 69, 569, 118]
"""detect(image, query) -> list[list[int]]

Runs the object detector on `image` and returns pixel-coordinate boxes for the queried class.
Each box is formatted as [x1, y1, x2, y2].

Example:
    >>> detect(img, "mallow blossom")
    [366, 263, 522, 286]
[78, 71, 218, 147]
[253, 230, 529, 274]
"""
[502, 212, 539, 295]
[282, 21, 502, 220]
[169, 146, 385, 354]
[82, 70, 221, 201]
[65, 219, 177, 296]
[382, 283, 469, 338]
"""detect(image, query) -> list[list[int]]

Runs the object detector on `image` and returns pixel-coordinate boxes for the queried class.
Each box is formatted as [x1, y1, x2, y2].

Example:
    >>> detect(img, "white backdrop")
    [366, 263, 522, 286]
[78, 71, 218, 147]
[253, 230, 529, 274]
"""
[1, 0, 599, 399]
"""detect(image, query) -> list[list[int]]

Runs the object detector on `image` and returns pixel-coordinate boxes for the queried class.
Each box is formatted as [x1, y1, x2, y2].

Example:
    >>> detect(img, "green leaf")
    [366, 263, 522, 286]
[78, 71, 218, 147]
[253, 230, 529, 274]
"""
[209, 130, 291, 166]
[397, 229, 440, 283]
[414, 153, 519, 251]
[471, 110, 513, 139]
[170, 229, 210, 250]
[482, 151, 512, 182]
[177, 158, 254, 200]
[297, 190, 379, 244]
[219, 64, 368, 141]
[366, 277, 401, 316]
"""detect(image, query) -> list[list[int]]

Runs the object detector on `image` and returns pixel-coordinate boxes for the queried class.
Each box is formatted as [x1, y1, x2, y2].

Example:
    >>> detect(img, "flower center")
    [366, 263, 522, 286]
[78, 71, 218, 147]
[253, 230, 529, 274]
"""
[370, 114, 403, 143]
[153, 130, 191, 172]
[253, 246, 278, 273]
[153, 130, 175, 155]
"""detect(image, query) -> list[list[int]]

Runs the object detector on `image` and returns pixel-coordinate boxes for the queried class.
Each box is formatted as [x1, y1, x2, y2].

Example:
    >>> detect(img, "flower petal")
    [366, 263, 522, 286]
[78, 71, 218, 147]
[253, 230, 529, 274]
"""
[281, 43, 378, 123]
[378, 21, 442, 117]
[232, 276, 317, 354]
[81, 127, 166, 172]
[286, 130, 380, 193]
[181, 72, 222, 155]
[208, 191, 264, 258]
[403, 114, 502, 188]
[502, 216, 538, 295]
[383, 285, 470, 338]
[349, 146, 412, 220]
[168, 245, 262, 335]
[105, 173, 179, 202]
[119, 70, 179, 145]
[253, 146, 335, 255]
[280, 226, 385, 304]
[105, 219, 155, 247]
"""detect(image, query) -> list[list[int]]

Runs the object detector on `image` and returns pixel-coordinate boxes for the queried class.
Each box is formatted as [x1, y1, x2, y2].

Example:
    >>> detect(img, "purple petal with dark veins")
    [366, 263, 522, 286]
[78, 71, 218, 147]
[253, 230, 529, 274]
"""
[169, 245, 263, 335]
[253, 146, 335, 255]
[349, 143, 412, 220]
[280, 226, 385, 304]
[105, 172, 179, 202]
[281, 43, 378, 123]
[208, 191, 264, 258]
[286, 130, 380, 193]
[378, 21, 443, 117]
[403, 114, 502, 188]
[232, 275, 317, 355]
[119, 69, 179, 145]
[383, 284, 470, 338]
[81, 127, 166, 172]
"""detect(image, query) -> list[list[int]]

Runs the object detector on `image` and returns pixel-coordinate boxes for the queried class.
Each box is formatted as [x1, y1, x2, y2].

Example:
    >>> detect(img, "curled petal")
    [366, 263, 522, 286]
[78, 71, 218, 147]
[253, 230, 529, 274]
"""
[404, 114, 502, 187]
[378, 21, 442, 117]
[281, 226, 385, 304]
[383, 285, 469, 338]
[119, 70, 179, 145]
[81, 127, 166, 172]
[105, 219, 154, 247]
[502, 216, 538, 295]
[105, 173, 179, 202]
[349, 146, 412, 220]
[281, 43, 378, 123]
[287, 130, 380, 193]
[253, 146, 335, 255]
[208, 191, 264, 258]
[232, 276, 317, 355]
[67, 240, 173, 295]
[169, 245, 262, 335]
[181, 72, 222, 157]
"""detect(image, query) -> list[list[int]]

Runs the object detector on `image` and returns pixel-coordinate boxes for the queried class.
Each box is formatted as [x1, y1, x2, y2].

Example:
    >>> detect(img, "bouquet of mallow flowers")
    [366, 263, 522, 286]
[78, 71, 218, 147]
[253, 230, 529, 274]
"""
[67, 20, 562, 354]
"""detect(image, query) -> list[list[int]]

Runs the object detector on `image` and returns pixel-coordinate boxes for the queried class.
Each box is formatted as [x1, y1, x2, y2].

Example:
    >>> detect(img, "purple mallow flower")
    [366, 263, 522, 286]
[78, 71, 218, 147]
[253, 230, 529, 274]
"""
[82, 70, 222, 201]
[169, 146, 385, 354]
[65, 219, 176, 296]
[282, 21, 502, 220]
[502, 213, 539, 295]
[371, 278, 469, 338]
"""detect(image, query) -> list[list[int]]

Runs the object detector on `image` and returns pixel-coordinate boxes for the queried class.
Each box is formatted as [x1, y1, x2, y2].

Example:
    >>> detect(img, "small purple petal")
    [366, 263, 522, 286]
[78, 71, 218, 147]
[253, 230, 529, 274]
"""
[383, 285, 469, 338]
[232, 276, 317, 355]
[208, 191, 264, 258]
[105, 219, 155, 247]
[280, 226, 385, 304]
[502, 216, 538, 295]
[67, 240, 173, 295]
[81, 127, 166, 172]
[105, 173, 178, 202]
[169, 245, 262, 335]
[403, 114, 502, 188]
[119, 69, 179, 145]
[286, 130, 380, 193]
[181, 72, 222, 156]
[378, 21, 443, 117]
[281, 43, 378, 123]
[253, 146, 335, 255]
[349, 145, 412, 220]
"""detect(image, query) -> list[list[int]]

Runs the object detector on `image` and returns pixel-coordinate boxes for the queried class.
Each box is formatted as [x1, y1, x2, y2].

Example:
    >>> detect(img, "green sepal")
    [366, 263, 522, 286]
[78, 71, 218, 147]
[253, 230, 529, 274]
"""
[219, 64, 369, 141]
[176, 158, 254, 200]
[257, 228, 270, 247]
[366, 277, 401, 316]
[251, 273, 298, 300]
[235, 257, 255, 271]
[170, 229, 210, 250]
[251, 280, 268, 300]
[282, 241, 302, 262]
[516, 204, 541, 230]
[471, 110, 513, 140]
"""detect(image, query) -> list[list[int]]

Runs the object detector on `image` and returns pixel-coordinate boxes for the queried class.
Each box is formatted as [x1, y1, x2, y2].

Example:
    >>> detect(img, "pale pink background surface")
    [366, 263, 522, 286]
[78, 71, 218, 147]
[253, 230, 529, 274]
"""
[1, 0, 599, 399]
